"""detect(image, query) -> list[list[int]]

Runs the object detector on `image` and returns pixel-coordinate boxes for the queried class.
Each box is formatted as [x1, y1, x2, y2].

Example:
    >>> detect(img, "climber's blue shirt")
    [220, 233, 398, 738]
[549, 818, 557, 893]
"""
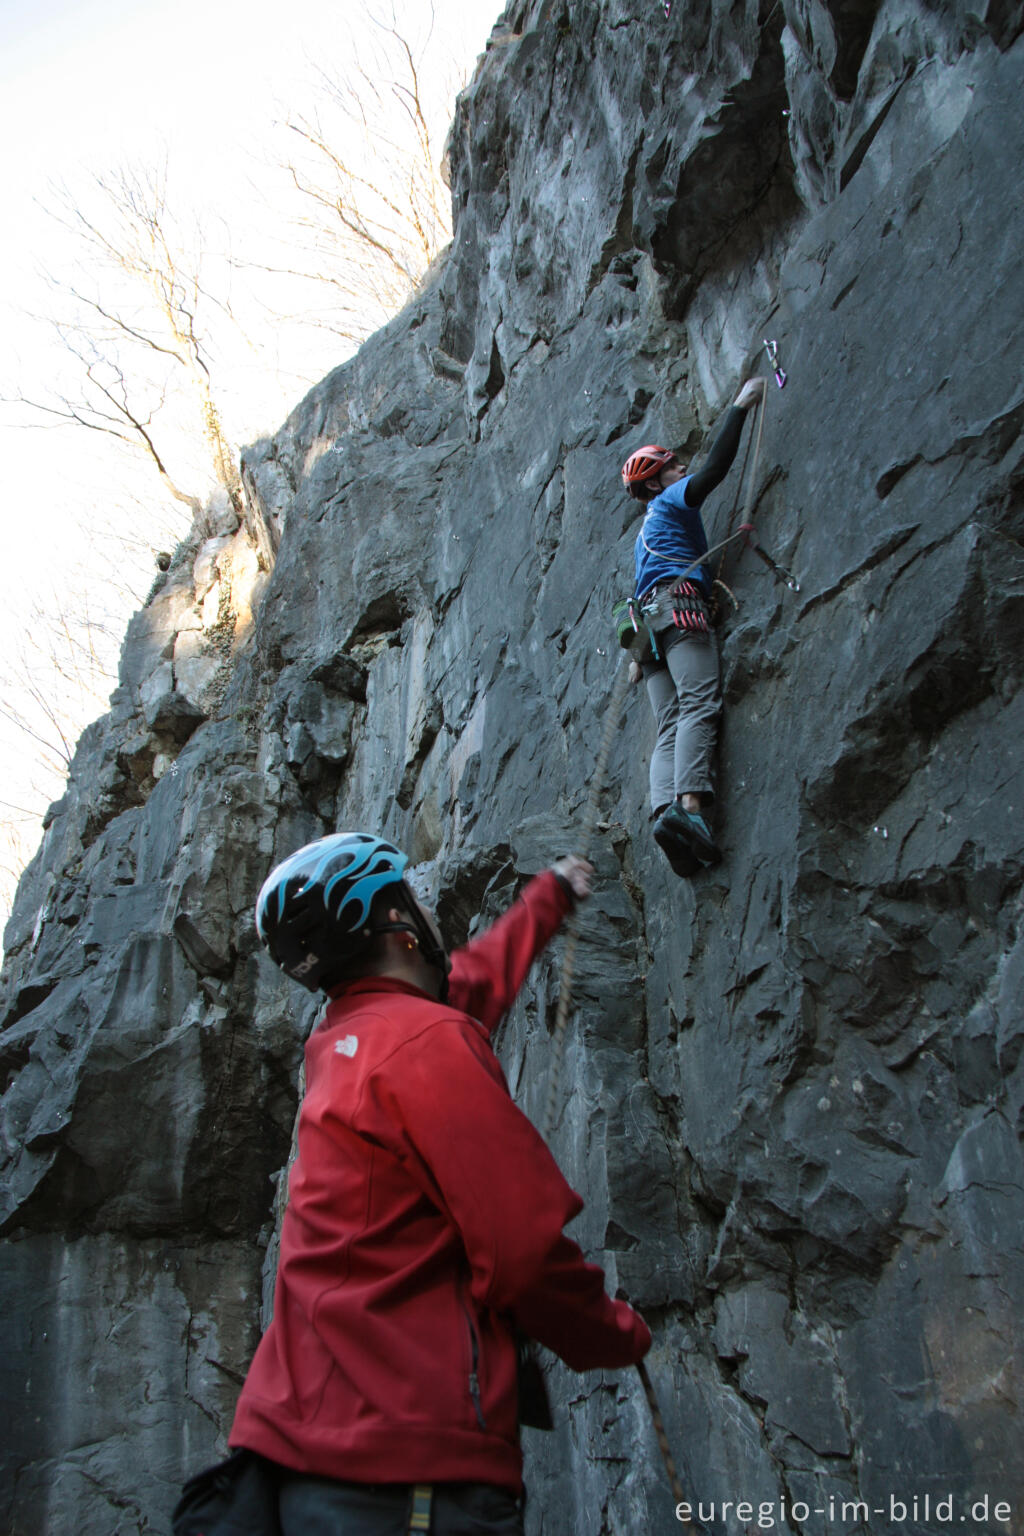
[633, 477, 710, 601]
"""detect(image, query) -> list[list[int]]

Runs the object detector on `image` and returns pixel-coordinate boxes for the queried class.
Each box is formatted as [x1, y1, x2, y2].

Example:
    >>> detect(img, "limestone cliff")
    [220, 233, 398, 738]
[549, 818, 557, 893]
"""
[2, 1, 1024, 1532]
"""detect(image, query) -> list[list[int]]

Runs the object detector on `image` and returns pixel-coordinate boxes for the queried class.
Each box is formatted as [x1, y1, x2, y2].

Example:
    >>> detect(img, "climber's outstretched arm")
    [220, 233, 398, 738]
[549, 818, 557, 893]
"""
[685, 376, 765, 507]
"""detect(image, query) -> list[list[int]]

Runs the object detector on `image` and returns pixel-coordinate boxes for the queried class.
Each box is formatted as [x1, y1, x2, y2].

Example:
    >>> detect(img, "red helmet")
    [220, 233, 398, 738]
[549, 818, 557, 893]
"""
[621, 444, 676, 497]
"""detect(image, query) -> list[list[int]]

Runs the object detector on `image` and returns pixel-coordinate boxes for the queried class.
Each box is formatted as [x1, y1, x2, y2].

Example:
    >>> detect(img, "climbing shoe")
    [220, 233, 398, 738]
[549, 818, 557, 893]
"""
[653, 805, 704, 878]
[655, 803, 722, 872]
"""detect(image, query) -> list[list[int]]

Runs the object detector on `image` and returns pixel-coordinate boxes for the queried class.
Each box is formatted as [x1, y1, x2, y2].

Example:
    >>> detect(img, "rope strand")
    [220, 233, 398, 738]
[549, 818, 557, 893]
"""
[542, 655, 631, 1144]
[539, 655, 700, 1526]
[636, 1359, 699, 1532]
[539, 379, 775, 1526]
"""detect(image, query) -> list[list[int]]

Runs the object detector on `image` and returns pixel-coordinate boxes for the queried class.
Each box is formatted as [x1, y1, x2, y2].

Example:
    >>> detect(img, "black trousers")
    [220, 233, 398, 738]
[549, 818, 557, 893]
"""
[277, 1475, 524, 1535]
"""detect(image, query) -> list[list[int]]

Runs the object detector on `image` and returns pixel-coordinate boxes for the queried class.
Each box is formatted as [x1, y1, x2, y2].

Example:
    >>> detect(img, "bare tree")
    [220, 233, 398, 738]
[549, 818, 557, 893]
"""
[13, 162, 242, 518]
[248, 8, 461, 346]
[0, 487, 197, 936]
[0, 586, 117, 924]
[0, 11, 475, 928]
[0, 589, 119, 781]
[13, 338, 202, 518]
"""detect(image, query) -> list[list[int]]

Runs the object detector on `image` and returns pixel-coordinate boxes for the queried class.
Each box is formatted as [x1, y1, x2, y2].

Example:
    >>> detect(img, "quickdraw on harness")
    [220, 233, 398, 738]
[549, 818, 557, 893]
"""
[613, 595, 662, 659]
[667, 578, 711, 634]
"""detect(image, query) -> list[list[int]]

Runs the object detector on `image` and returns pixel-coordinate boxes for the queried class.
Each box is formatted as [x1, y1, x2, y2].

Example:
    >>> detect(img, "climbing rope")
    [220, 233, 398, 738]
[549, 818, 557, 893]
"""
[712, 362, 800, 594]
[535, 360, 801, 1521]
[538, 656, 701, 1529]
[742, 388, 768, 526]
[637, 1359, 697, 1531]
[541, 654, 631, 1145]
[713, 376, 768, 588]
[737, 390, 800, 589]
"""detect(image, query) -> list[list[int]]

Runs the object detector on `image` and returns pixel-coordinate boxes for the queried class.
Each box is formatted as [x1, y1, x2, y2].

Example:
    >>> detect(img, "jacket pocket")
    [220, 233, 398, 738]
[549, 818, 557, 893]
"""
[458, 1288, 487, 1430]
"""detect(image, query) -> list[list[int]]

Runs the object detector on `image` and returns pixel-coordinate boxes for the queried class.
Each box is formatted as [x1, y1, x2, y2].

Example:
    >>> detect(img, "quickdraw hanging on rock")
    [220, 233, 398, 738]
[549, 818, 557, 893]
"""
[709, 360, 801, 603]
[763, 338, 787, 389]
[742, 524, 800, 591]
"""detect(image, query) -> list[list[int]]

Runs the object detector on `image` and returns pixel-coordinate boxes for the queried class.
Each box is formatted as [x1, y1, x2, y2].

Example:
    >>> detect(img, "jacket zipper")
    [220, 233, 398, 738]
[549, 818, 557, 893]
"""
[459, 1293, 487, 1429]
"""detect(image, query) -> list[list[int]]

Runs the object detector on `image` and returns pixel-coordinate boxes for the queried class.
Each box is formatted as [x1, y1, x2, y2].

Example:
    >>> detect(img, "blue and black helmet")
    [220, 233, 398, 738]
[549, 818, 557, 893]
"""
[255, 832, 409, 991]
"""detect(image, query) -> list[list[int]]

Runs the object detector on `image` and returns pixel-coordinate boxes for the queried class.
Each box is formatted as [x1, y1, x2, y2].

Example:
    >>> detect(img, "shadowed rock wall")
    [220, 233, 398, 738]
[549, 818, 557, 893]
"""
[2, 1, 1024, 1532]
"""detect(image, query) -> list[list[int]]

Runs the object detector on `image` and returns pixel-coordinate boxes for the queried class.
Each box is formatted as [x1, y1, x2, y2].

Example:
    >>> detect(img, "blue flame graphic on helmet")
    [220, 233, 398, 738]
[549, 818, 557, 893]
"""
[322, 843, 408, 929]
[256, 833, 408, 942]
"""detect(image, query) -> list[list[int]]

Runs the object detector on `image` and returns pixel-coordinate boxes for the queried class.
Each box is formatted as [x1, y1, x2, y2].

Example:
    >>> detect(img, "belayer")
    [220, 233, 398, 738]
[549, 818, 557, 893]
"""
[206, 832, 650, 1535]
[621, 376, 765, 876]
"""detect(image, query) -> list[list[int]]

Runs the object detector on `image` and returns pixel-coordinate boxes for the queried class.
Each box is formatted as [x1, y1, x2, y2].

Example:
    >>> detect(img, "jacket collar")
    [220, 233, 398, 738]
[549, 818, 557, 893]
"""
[326, 975, 438, 1005]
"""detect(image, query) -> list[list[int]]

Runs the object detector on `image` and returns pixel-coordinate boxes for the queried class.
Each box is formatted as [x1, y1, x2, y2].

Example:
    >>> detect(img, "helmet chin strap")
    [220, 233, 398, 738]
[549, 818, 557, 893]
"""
[373, 914, 450, 1004]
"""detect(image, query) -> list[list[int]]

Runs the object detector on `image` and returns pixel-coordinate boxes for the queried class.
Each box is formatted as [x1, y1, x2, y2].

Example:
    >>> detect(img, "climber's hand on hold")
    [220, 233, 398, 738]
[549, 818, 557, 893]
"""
[552, 855, 594, 901]
[628, 660, 643, 686]
[734, 376, 766, 409]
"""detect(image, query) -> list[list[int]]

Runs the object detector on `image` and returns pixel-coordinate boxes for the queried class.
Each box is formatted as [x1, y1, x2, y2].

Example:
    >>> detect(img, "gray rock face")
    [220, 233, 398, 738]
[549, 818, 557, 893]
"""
[3, 1, 1024, 1531]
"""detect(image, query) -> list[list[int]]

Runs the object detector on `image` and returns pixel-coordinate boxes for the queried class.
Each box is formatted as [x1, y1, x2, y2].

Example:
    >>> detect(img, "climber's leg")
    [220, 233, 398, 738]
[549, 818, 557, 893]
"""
[643, 660, 680, 815]
[664, 629, 720, 806]
[646, 630, 722, 873]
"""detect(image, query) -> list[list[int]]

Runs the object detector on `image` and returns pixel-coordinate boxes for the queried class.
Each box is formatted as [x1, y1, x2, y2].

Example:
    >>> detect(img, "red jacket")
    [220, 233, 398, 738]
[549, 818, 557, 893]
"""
[230, 870, 650, 1491]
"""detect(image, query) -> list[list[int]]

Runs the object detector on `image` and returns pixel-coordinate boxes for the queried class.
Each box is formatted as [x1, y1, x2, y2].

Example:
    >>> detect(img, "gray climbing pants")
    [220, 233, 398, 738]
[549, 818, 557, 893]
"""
[642, 627, 721, 810]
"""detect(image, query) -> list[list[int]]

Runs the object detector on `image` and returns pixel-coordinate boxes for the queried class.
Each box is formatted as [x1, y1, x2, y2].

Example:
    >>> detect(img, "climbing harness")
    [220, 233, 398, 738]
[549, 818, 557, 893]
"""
[613, 519, 763, 655]
[613, 595, 662, 661]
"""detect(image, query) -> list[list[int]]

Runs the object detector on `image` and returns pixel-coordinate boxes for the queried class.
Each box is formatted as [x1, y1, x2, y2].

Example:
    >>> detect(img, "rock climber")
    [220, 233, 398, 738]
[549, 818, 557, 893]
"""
[621, 376, 766, 876]
[228, 832, 651, 1535]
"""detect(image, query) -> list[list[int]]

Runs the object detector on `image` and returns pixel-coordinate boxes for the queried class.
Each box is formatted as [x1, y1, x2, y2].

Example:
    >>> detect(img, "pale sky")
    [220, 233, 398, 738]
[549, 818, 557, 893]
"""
[0, 0, 501, 922]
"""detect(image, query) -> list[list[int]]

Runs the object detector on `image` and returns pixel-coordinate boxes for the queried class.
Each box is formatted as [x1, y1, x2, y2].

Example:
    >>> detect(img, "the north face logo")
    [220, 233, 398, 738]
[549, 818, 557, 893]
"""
[334, 1036, 359, 1058]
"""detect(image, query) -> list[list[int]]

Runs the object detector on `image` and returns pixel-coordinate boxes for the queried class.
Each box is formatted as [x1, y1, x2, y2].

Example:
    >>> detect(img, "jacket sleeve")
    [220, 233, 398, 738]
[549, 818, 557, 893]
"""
[684, 404, 747, 506]
[382, 1019, 651, 1372]
[446, 869, 572, 1036]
